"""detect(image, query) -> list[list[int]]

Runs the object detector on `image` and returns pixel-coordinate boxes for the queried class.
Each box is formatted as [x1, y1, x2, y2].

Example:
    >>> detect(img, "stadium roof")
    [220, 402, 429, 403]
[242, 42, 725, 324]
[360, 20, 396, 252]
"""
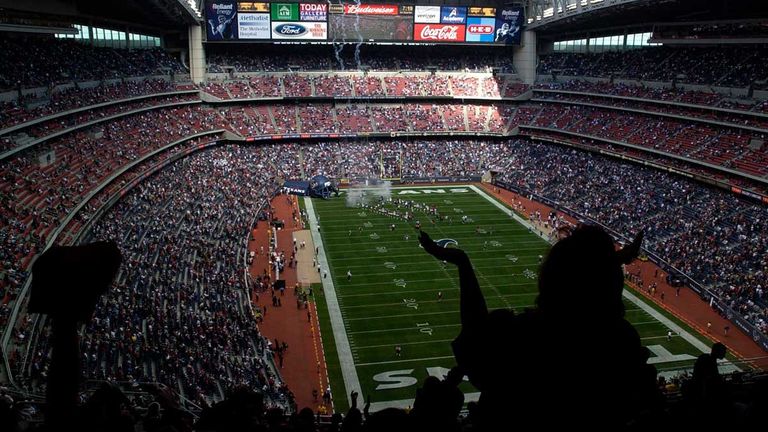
[529, 0, 768, 36]
[0, 0, 201, 33]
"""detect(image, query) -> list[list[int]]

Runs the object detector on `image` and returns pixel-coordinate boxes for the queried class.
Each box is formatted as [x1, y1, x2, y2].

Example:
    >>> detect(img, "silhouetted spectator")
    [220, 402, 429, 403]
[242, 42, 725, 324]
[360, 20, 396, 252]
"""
[420, 226, 661, 429]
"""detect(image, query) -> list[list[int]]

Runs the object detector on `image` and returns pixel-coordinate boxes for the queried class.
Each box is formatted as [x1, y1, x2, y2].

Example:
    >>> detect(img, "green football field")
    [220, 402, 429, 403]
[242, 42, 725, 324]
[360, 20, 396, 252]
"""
[305, 185, 718, 411]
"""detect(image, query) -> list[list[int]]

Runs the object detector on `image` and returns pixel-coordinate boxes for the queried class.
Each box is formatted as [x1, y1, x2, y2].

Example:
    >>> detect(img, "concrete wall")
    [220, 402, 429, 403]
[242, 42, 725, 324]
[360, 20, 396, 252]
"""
[188, 25, 206, 84]
[513, 30, 537, 85]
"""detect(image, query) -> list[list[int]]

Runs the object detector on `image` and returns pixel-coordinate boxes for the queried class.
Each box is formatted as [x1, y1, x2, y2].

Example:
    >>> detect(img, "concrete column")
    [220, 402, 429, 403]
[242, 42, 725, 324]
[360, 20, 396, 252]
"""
[512, 29, 537, 85]
[188, 24, 206, 84]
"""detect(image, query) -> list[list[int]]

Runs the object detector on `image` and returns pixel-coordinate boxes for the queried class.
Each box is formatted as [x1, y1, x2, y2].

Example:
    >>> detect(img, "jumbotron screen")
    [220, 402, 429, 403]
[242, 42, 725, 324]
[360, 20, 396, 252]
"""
[205, 1, 524, 45]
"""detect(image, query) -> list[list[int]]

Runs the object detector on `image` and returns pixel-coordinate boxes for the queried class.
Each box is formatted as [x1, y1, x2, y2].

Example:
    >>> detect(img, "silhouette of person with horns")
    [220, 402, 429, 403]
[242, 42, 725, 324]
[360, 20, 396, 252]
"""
[419, 225, 662, 430]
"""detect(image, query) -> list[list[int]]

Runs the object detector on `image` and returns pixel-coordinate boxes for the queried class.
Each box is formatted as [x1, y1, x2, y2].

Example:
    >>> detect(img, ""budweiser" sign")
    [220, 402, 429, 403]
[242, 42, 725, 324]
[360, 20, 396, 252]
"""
[414, 24, 465, 42]
[344, 4, 398, 15]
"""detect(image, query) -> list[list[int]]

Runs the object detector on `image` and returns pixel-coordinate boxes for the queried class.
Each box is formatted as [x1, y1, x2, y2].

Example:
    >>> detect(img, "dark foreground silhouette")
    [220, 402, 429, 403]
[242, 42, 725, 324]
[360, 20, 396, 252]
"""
[419, 225, 662, 429]
[3, 227, 766, 431]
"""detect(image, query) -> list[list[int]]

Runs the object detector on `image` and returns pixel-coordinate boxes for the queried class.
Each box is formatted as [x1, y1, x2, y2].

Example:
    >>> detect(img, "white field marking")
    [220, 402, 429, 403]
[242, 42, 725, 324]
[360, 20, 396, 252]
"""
[348, 323, 461, 335]
[357, 255, 547, 266]
[341, 295, 529, 309]
[341, 298, 456, 309]
[622, 290, 720, 357]
[345, 310, 462, 321]
[336, 264, 537, 277]
[339, 243, 545, 253]
[340, 270, 543, 284]
[341, 286, 537, 298]
[340, 281, 533, 294]
[355, 339, 456, 350]
[470, 185, 735, 367]
[321, 226, 536, 234]
[320, 213, 530, 221]
[341, 294, 645, 314]
[322, 236, 544, 245]
[345, 303, 546, 322]
[331, 247, 546, 260]
[369, 393, 480, 412]
[356, 355, 455, 367]
[318, 215, 529, 225]
[323, 223, 527, 230]
[305, 196, 363, 406]
[319, 210, 525, 218]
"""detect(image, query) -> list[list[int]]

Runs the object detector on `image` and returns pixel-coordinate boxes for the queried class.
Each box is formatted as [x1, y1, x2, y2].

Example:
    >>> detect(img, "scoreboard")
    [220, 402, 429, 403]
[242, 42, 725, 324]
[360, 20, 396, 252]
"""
[205, 1, 524, 45]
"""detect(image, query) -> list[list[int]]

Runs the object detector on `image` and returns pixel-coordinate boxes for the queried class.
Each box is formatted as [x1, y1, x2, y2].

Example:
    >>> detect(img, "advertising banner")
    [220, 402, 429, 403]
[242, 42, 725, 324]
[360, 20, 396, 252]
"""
[238, 13, 270, 39]
[271, 3, 299, 21]
[206, 0, 238, 40]
[495, 7, 523, 44]
[440, 6, 467, 24]
[271, 21, 328, 39]
[300, 3, 327, 21]
[465, 17, 495, 42]
[468, 7, 496, 17]
[330, 4, 413, 41]
[237, 2, 268, 12]
[414, 6, 440, 23]
[203, 3, 520, 44]
[343, 4, 399, 15]
[413, 23, 465, 42]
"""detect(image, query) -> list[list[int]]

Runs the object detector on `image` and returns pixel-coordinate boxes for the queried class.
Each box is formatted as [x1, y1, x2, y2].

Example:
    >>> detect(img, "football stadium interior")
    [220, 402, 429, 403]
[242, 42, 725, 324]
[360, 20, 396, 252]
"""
[0, 0, 767, 430]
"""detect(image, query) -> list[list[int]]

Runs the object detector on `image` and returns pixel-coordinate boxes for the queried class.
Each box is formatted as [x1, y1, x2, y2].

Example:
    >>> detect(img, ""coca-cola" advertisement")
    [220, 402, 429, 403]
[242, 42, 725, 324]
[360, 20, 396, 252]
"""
[413, 23, 466, 42]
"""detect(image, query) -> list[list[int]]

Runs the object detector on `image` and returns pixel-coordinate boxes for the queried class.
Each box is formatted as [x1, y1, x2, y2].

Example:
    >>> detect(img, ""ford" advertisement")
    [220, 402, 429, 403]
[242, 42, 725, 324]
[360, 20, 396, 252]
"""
[271, 21, 328, 39]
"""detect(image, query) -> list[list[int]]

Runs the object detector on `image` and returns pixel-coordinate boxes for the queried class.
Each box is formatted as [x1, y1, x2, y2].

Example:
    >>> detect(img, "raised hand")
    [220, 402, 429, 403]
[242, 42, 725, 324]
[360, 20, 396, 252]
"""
[419, 230, 468, 265]
[617, 230, 644, 264]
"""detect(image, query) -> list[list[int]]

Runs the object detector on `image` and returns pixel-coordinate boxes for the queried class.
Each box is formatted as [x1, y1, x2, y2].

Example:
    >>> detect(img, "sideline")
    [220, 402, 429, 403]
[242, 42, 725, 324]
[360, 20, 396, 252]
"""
[304, 196, 363, 406]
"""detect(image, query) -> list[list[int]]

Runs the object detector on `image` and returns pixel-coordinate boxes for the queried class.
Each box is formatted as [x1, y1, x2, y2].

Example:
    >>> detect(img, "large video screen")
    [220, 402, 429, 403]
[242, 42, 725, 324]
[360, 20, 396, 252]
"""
[329, 4, 414, 42]
[204, 1, 524, 45]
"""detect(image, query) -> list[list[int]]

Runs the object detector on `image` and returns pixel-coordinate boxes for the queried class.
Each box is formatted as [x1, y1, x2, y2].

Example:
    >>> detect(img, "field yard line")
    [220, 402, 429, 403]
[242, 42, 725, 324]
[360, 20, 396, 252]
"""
[343, 287, 537, 298]
[349, 323, 461, 335]
[355, 338, 456, 350]
[633, 321, 668, 326]
[304, 196, 363, 406]
[369, 393, 480, 411]
[470, 185, 732, 365]
[340, 264, 536, 277]
[343, 299, 462, 309]
[324, 237, 544, 246]
[341, 293, 538, 309]
[356, 355, 455, 366]
[332, 247, 545, 260]
[345, 310, 461, 321]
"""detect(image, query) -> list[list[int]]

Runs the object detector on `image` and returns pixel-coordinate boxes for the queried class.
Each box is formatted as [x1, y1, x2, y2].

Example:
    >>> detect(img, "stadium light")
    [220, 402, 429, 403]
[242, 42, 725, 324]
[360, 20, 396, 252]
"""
[184, 0, 202, 18]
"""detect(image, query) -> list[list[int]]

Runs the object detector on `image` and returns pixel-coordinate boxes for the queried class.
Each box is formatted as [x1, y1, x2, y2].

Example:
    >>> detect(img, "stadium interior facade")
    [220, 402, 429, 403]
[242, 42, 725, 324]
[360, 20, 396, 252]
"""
[0, 0, 767, 430]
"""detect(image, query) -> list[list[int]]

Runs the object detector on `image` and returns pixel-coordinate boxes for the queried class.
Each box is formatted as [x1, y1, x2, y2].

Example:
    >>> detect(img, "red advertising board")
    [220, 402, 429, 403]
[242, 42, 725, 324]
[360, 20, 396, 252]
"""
[344, 4, 399, 15]
[414, 23, 465, 42]
[467, 23, 494, 35]
[300, 3, 326, 12]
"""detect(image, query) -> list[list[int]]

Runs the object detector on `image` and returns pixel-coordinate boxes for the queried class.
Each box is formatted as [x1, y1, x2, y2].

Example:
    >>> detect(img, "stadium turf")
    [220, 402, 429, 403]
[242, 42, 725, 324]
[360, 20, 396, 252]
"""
[308, 185, 711, 407]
